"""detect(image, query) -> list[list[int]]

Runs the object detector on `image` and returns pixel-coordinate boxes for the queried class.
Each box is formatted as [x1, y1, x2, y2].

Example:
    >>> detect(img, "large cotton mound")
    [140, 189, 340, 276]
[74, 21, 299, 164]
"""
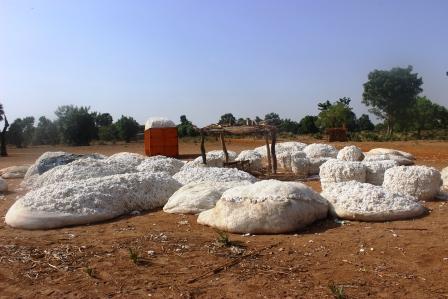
[442, 167, 448, 191]
[6, 172, 181, 230]
[30, 157, 139, 189]
[144, 117, 176, 130]
[319, 160, 366, 190]
[136, 156, 185, 175]
[308, 157, 332, 175]
[106, 152, 147, 169]
[24, 151, 68, 180]
[235, 150, 263, 171]
[173, 166, 257, 185]
[383, 166, 442, 201]
[277, 151, 306, 172]
[337, 146, 364, 161]
[291, 156, 310, 178]
[197, 180, 328, 234]
[363, 154, 414, 166]
[321, 181, 426, 221]
[363, 160, 398, 185]
[0, 178, 8, 192]
[254, 141, 307, 157]
[0, 165, 30, 179]
[190, 150, 237, 167]
[163, 181, 251, 214]
[367, 148, 415, 160]
[303, 143, 338, 158]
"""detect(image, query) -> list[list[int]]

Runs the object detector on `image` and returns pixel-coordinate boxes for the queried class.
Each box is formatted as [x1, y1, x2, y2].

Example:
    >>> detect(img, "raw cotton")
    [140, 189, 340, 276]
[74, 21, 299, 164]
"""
[277, 151, 306, 172]
[291, 156, 310, 178]
[366, 148, 415, 160]
[319, 160, 366, 190]
[303, 143, 338, 159]
[190, 150, 237, 167]
[144, 117, 176, 130]
[308, 157, 332, 175]
[106, 152, 147, 170]
[363, 154, 414, 166]
[363, 160, 398, 186]
[235, 150, 263, 171]
[0, 165, 30, 179]
[254, 141, 307, 158]
[337, 145, 364, 161]
[136, 155, 185, 175]
[383, 166, 442, 201]
[321, 181, 426, 221]
[173, 166, 257, 185]
[6, 172, 181, 230]
[197, 180, 328, 234]
[0, 177, 8, 192]
[442, 166, 448, 191]
[163, 181, 251, 214]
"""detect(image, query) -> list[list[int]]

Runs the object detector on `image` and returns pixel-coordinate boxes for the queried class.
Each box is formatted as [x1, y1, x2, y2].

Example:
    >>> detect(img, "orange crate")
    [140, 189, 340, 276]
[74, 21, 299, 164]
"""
[144, 127, 179, 157]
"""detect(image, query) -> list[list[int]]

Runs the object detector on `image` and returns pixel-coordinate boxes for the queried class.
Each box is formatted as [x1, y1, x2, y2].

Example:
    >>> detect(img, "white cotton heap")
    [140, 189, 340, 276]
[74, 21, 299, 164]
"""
[24, 151, 68, 180]
[235, 150, 263, 171]
[303, 143, 338, 159]
[442, 166, 448, 191]
[173, 166, 257, 185]
[0, 177, 8, 192]
[363, 160, 398, 186]
[383, 166, 442, 201]
[254, 141, 307, 158]
[321, 181, 426, 221]
[366, 148, 415, 160]
[277, 151, 306, 172]
[291, 156, 310, 178]
[5, 172, 181, 230]
[144, 117, 176, 130]
[105, 152, 147, 169]
[337, 145, 364, 161]
[197, 180, 328, 234]
[308, 157, 332, 175]
[136, 155, 185, 175]
[363, 153, 414, 166]
[163, 181, 251, 214]
[0, 165, 30, 179]
[189, 150, 237, 168]
[319, 160, 366, 190]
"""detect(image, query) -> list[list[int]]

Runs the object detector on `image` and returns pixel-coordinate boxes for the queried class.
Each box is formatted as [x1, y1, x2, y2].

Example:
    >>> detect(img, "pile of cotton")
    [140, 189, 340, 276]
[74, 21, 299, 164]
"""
[321, 181, 426, 221]
[235, 150, 263, 171]
[319, 160, 366, 190]
[367, 148, 415, 160]
[337, 145, 364, 161]
[189, 150, 237, 167]
[29, 157, 138, 189]
[197, 180, 328, 234]
[106, 152, 147, 170]
[303, 143, 338, 159]
[277, 151, 306, 172]
[173, 166, 257, 185]
[442, 167, 448, 191]
[0, 165, 30, 179]
[144, 117, 176, 130]
[363, 154, 414, 166]
[383, 166, 442, 201]
[24, 151, 70, 179]
[163, 181, 251, 214]
[0, 177, 8, 192]
[136, 156, 185, 175]
[254, 141, 307, 157]
[6, 172, 181, 230]
[363, 160, 398, 185]
[291, 156, 310, 178]
[308, 157, 332, 175]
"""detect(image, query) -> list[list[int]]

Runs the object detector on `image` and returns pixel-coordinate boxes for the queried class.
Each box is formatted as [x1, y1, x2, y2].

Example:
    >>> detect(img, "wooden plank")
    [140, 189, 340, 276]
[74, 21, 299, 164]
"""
[200, 133, 206, 164]
[271, 130, 277, 174]
[265, 132, 271, 174]
[220, 133, 229, 163]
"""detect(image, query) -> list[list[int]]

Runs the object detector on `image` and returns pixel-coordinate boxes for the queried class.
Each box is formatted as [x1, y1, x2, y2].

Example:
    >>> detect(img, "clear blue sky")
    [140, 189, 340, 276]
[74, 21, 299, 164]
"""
[1, 0, 447, 126]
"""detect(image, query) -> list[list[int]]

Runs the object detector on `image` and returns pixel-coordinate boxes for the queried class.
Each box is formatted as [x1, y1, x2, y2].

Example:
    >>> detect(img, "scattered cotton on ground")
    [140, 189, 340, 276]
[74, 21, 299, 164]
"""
[319, 160, 366, 190]
[303, 143, 338, 159]
[337, 145, 364, 161]
[6, 172, 181, 230]
[197, 180, 328, 234]
[363, 160, 398, 185]
[136, 155, 185, 175]
[173, 166, 257, 185]
[383, 166, 442, 201]
[321, 181, 426, 221]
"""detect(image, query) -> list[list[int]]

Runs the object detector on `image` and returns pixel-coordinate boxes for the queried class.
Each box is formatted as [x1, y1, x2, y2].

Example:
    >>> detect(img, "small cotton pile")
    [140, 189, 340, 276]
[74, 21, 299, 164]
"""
[321, 181, 426, 221]
[235, 150, 263, 171]
[383, 166, 442, 201]
[254, 141, 307, 157]
[291, 155, 310, 178]
[363, 160, 398, 185]
[277, 151, 306, 172]
[0, 165, 30, 179]
[363, 154, 414, 166]
[189, 150, 237, 167]
[337, 145, 364, 161]
[319, 160, 366, 190]
[173, 166, 257, 185]
[163, 181, 251, 214]
[5, 172, 181, 230]
[0, 177, 8, 192]
[442, 166, 448, 191]
[367, 148, 415, 160]
[197, 180, 328, 234]
[308, 157, 332, 175]
[303, 143, 338, 159]
[136, 155, 185, 175]
[144, 117, 176, 130]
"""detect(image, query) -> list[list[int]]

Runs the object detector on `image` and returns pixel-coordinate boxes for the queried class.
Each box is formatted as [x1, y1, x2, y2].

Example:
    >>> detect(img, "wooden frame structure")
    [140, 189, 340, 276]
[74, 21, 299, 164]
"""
[199, 124, 278, 173]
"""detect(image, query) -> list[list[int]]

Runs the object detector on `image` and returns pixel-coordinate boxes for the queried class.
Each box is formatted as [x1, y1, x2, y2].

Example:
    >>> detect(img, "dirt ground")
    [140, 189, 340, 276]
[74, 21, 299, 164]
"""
[0, 138, 447, 298]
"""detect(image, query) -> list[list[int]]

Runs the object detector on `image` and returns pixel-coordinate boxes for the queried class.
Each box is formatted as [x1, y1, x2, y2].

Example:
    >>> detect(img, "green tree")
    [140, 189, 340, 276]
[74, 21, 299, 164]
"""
[7, 117, 35, 148]
[98, 124, 118, 143]
[411, 96, 440, 137]
[316, 98, 356, 130]
[95, 113, 113, 127]
[177, 115, 198, 137]
[55, 105, 96, 146]
[115, 115, 140, 142]
[356, 114, 375, 131]
[264, 112, 282, 127]
[279, 118, 300, 134]
[362, 66, 423, 135]
[218, 113, 236, 126]
[298, 115, 319, 134]
[33, 116, 60, 145]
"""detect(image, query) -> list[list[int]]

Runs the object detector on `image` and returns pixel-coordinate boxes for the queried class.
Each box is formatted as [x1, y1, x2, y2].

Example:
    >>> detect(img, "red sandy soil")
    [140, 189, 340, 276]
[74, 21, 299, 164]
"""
[0, 139, 447, 298]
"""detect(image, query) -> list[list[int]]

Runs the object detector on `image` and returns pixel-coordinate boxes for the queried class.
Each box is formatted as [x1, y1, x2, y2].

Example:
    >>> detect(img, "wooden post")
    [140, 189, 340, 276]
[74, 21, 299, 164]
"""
[220, 133, 229, 163]
[264, 132, 271, 173]
[271, 130, 277, 174]
[200, 133, 206, 164]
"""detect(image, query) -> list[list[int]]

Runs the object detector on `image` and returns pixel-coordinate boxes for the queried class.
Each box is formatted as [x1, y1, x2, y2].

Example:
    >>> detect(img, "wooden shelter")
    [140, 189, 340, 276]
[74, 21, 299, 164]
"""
[199, 123, 278, 173]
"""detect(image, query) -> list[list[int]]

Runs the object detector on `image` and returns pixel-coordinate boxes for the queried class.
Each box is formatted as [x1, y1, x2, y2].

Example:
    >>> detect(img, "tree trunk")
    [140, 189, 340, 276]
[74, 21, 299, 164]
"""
[1, 116, 9, 156]
[200, 133, 206, 164]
